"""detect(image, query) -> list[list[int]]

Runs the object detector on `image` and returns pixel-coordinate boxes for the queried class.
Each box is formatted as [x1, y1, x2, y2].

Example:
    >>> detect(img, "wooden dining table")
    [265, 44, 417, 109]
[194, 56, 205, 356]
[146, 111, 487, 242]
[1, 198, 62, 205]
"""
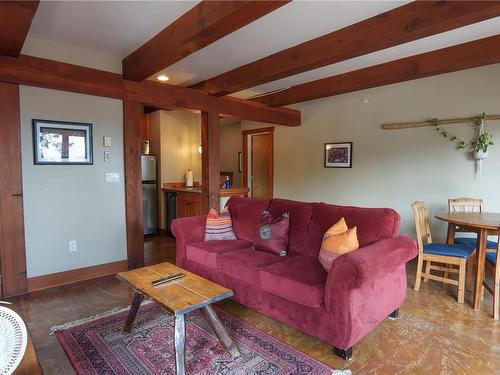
[435, 212, 500, 311]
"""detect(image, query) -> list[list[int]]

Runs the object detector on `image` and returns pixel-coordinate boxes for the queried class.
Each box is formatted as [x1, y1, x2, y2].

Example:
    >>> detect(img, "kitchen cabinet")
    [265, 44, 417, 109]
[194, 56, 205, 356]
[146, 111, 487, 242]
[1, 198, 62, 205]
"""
[163, 185, 249, 234]
[176, 191, 203, 218]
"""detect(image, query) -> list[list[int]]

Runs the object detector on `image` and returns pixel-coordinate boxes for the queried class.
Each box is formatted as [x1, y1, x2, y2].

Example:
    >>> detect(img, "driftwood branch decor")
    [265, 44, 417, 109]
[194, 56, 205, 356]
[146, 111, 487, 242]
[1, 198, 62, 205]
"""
[381, 115, 500, 130]
[382, 114, 500, 176]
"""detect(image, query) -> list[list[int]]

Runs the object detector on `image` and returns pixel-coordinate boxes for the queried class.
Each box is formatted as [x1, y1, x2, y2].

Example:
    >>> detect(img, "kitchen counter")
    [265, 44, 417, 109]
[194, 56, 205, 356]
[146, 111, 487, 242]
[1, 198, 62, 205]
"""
[162, 183, 249, 227]
[161, 186, 249, 196]
[162, 187, 203, 194]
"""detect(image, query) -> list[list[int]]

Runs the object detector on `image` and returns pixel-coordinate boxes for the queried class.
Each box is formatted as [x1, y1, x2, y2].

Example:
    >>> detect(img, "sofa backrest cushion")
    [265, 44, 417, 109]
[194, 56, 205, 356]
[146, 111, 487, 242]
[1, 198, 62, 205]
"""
[226, 196, 271, 242]
[303, 203, 400, 256]
[268, 198, 313, 256]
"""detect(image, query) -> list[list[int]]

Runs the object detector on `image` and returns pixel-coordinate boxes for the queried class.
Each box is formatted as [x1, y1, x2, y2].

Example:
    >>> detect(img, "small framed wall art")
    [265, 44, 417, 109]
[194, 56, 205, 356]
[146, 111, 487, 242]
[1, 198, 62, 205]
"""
[32, 119, 93, 165]
[324, 142, 352, 168]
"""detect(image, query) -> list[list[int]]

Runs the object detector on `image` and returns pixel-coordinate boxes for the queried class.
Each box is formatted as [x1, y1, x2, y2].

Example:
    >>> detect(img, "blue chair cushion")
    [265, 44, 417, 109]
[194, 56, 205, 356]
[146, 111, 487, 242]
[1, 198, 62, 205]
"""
[454, 237, 498, 249]
[486, 251, 497, 265]
[423, 243, 474, 259]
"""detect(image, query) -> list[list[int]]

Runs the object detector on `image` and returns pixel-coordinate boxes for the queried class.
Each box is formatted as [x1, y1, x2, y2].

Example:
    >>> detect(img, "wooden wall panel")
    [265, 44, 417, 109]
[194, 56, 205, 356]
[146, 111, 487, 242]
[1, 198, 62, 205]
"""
[201, 112, 221, 211]
[140, 113, 149, 140]
[123, 100, 145, 269]
[0, 82, 27, 297]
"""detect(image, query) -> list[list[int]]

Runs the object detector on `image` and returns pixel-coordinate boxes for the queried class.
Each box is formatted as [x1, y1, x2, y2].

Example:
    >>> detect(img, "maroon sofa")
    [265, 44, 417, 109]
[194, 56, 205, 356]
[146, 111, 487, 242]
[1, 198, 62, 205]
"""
[172, 197, 417, 359]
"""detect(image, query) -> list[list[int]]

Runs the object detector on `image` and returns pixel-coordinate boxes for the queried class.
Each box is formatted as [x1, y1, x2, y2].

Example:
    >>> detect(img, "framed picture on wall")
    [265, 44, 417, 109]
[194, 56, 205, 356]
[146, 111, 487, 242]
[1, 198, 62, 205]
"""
[32, 119, 93, 165]
[324, 142, 352, 168]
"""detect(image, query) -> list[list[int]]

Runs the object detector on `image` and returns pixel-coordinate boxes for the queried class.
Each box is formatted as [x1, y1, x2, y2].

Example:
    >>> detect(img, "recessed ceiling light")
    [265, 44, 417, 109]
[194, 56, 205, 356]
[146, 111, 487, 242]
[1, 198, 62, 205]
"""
[157, 75, 169, 82]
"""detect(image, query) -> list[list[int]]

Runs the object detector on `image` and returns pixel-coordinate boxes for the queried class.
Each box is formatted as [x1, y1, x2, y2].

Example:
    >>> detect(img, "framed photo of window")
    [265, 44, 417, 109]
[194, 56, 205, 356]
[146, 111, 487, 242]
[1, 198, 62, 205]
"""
[32, 119, 93, 165]
[324, 142, 352, 168]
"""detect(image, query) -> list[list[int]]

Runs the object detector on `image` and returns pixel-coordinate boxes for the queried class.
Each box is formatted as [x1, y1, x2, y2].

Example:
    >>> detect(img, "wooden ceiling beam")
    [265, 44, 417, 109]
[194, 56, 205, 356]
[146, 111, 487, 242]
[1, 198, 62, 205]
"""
[192, 1, 500, 96]
[0, 1, 39, 57]
[123, 0, 289, 82]
[0, 54, 300, 126]
[255, 34, 500, 107]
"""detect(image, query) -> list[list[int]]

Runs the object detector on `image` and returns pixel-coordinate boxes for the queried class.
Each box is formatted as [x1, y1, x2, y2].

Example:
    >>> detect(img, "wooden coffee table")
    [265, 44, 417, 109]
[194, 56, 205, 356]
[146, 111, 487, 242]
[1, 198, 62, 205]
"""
[116, 262, 240, 374]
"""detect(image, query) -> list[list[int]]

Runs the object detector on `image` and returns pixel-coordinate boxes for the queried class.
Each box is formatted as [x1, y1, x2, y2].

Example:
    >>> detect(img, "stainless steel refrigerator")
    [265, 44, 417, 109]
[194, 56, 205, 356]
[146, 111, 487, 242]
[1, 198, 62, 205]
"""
[141, 155, 158, 236]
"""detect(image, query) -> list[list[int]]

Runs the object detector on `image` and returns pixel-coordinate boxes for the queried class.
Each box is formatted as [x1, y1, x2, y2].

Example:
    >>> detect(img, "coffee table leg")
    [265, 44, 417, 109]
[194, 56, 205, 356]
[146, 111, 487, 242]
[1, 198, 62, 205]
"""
[174, 314, 186, 375]
[203, 305, 240, 357]
[123, 290, 144, 332]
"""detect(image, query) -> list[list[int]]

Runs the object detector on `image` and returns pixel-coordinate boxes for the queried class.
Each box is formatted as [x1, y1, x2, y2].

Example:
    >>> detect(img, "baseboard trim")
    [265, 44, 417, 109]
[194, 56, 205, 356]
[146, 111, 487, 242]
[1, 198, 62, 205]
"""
[27, 260, 128, 293]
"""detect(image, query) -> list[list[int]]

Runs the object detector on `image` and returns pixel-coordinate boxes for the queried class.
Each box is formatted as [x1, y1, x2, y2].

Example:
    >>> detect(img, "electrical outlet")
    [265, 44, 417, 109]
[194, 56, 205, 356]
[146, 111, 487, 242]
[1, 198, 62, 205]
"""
[69, 240, 77, 252]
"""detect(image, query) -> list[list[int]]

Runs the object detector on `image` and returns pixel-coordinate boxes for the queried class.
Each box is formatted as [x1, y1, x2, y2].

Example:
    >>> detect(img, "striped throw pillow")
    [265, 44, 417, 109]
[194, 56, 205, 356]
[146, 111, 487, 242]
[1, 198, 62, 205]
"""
[318, 217, 359, 272]
[205, 207, 237, 241]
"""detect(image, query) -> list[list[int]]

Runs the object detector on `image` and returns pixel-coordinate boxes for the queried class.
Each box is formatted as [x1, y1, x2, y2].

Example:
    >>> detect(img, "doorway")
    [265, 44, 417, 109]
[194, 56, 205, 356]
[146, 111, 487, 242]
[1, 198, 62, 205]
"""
[242, 127, 274, 198]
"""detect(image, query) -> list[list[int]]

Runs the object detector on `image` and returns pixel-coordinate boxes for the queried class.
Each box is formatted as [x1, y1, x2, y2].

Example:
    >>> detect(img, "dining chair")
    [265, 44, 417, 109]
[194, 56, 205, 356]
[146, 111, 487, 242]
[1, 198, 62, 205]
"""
[448, 198, 498, 251]
[483, 235, 500, 319]
[412, 201, 475, 303]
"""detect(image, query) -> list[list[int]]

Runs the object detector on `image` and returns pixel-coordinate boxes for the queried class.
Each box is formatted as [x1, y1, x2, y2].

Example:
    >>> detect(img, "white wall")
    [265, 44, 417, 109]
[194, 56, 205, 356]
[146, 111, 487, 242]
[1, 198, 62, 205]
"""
[220, 121, 242, 187]
[242, 64, 500, 241]
[20, 86, 126, 277]
[161, 111, 201, 184]
[148, 110, 201, 228]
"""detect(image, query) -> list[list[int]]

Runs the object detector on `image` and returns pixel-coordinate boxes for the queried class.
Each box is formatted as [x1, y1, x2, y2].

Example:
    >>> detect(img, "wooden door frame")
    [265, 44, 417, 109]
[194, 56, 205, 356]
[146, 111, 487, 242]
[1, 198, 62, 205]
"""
[0, 94, 223, 294]
[0, 93, 145, 298]
[242, 127, 274, 198]
[0, 82, 28, 297]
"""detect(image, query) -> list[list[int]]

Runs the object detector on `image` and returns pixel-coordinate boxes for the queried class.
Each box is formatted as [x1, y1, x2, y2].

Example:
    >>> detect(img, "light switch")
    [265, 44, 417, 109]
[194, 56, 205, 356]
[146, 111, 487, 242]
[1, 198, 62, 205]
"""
[105, 172, 120, 183]
[103, 136, 112, 147]
[104, 151, 111, 162]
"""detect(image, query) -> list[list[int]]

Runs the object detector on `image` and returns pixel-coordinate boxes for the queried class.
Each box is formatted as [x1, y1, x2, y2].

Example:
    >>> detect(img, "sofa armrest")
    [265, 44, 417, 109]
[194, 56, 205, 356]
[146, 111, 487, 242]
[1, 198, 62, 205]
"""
[324, 236, 417, 349]
[171, 216, 206, 268]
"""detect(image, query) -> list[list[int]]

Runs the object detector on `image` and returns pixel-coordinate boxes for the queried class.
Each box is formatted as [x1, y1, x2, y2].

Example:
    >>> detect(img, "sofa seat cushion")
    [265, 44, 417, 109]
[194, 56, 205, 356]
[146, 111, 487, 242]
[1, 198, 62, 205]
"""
[218, 248, 285, 285]
[260, 256, 327, 308]
[186, 240, 251, 269]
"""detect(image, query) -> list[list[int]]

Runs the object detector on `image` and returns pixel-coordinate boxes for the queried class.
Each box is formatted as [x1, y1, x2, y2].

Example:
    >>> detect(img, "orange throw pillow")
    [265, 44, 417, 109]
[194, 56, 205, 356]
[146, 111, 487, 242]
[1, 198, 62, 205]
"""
[318, 218, 359, 272]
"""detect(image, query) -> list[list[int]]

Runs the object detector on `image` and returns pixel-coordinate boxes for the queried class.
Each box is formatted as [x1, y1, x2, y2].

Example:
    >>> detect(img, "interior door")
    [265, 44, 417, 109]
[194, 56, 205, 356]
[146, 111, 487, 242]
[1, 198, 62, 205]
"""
[251, 133, 272, 198]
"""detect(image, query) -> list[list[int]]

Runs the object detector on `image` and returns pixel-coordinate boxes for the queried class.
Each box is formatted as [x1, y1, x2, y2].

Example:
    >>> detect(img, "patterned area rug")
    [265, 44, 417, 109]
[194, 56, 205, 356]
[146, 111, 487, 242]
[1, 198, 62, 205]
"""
[53, 302, 336, 375]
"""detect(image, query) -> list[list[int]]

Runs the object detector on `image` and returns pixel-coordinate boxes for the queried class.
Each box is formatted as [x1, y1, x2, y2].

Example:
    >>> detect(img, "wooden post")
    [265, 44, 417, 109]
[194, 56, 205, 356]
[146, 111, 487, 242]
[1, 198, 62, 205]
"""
[201, 111, 220, 211]
[123, 100, 144, 269]
[0, 82, 27, 297]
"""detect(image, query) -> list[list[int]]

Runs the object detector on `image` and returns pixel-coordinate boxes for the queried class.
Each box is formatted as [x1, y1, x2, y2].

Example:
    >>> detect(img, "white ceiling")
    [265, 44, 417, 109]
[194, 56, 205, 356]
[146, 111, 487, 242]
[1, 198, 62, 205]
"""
[27, 1, 198, 58]
[239, 16, 500, 99]
[24, 1, 500, 101]
[157, 1, 409, 85]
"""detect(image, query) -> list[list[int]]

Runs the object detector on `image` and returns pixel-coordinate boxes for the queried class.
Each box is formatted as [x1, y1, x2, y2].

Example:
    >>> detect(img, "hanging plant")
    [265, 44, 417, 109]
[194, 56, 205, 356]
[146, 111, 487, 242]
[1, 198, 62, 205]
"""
[430, 113, 493, 155]
[430, 118, 466, 150]
[471, 113, 493, 159]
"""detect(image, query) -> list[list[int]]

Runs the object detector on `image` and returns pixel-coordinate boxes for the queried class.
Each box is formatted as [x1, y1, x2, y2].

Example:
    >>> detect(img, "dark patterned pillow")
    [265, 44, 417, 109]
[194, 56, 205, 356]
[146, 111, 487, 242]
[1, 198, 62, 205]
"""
[252, 210, 289, 257]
